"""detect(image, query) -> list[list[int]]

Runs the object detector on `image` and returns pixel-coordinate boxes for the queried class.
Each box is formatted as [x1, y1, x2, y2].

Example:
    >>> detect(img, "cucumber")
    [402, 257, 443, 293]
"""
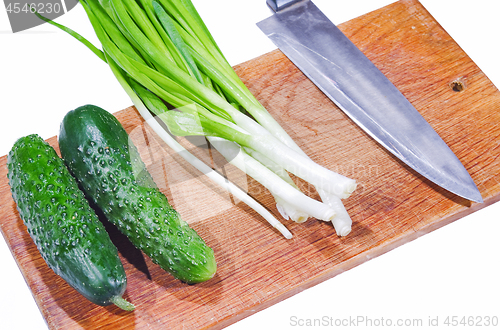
[58, 105, 217, 284]
[7, 134, 134, 311]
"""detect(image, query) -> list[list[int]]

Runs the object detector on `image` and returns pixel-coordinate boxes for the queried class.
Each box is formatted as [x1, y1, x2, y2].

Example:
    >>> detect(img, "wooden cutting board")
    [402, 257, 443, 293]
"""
[1, 0, 499, 328]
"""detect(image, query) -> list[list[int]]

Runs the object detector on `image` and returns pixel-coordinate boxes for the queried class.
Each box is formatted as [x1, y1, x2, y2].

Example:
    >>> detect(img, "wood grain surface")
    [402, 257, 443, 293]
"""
[1, 0, 499, 329]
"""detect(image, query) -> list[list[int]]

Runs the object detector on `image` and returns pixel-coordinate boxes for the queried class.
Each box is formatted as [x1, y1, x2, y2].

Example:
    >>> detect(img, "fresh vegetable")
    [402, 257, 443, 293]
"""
[37, 0, 357, 237]
[7, 134, 134, 311]
[58, 104, 216, 283]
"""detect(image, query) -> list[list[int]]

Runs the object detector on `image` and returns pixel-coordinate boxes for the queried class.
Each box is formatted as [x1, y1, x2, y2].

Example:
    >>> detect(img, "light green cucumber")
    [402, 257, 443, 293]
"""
[7, 134, 134, 310]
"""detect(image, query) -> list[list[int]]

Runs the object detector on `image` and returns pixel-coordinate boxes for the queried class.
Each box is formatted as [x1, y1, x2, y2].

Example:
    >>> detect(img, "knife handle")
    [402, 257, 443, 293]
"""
[266, 0, 304, 12]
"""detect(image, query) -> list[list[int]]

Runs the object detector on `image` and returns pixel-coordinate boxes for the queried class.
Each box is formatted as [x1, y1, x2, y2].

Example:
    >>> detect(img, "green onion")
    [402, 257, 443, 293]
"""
[207, 137, 336, 222]
[37, 0, 357, 237]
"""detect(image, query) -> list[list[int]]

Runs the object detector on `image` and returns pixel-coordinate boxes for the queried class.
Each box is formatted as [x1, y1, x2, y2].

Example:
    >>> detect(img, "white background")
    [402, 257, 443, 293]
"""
[1, 1, 499, 329]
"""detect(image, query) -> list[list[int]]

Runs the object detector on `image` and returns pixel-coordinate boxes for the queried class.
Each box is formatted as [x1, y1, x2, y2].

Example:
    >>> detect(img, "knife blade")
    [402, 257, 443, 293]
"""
[257, 0, 483, 203]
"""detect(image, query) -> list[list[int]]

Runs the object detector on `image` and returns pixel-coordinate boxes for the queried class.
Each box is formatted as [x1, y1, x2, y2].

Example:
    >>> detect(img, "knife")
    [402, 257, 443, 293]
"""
[257, 0, 483, 203]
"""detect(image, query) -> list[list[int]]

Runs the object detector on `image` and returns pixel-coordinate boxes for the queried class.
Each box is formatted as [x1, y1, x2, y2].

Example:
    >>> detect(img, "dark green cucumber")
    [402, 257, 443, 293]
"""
[58, 105, 216, 284]
[7, 134, 134, 311]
